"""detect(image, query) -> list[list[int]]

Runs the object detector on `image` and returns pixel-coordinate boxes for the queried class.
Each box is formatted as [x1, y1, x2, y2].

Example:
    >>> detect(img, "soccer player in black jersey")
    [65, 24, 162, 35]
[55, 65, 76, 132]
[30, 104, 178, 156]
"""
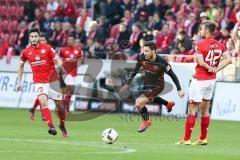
[120, 42, 185, 132]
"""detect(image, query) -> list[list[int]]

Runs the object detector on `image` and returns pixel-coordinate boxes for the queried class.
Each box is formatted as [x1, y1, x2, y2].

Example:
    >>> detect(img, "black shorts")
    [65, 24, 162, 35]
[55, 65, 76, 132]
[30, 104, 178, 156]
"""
[139, 80, 164, 101]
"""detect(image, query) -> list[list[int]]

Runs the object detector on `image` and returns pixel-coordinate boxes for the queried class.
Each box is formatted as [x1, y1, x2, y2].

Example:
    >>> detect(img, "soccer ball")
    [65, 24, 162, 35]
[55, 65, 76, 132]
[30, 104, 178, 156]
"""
[101, 128, 118, 144]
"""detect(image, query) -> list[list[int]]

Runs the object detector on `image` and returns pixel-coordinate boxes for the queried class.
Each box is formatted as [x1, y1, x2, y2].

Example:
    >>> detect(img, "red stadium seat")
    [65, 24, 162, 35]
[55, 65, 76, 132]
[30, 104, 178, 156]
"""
[1, 21, 9, 31]
[8, 21, 18, 31]
[10, 15, 18, 21]
[0, 0, 7, 7]
[9, 30, 18, 46]
[7, 6, 16, 16]
[0, 6, 7, 16]
[18, 1, 25, 7]
[9, 0, 17, 7]
[16, 6, 24, 17]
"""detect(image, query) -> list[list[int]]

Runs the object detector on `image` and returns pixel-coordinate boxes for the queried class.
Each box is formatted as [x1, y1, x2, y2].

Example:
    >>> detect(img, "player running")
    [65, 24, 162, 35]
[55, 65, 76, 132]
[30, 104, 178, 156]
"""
[16, 28, 68, 137]
[59, 34, 84, 113]
[120, 42, 185, 132]
[28, 35, 49, 121]
[176, 20, 232, 145]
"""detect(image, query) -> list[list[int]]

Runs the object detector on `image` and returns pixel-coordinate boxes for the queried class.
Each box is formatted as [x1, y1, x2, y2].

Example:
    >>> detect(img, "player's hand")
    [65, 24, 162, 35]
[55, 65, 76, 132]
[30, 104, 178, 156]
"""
[119, 84, 129, 95]
[178, 90, 185, 98]
[16, 83, 22, 92]
[208, 67, 217, 73]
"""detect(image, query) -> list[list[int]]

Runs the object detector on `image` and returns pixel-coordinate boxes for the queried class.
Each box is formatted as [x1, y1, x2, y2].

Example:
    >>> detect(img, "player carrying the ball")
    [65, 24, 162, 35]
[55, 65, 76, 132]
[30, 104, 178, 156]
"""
[176, 20, 232, 145]
[120, 41, 185, 132]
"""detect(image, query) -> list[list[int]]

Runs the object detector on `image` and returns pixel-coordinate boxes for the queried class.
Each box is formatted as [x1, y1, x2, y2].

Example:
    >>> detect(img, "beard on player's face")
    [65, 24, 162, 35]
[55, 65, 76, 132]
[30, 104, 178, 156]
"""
[31, 40, 39, 46]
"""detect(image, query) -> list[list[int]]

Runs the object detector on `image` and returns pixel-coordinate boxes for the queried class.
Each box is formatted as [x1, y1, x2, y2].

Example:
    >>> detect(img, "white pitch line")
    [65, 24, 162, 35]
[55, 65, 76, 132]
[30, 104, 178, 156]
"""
[0, 138, 136, 154]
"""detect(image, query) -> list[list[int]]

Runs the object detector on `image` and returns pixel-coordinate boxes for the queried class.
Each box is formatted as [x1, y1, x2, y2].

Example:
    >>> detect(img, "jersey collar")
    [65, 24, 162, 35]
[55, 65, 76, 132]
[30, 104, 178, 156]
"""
[30, 43, 41, 49]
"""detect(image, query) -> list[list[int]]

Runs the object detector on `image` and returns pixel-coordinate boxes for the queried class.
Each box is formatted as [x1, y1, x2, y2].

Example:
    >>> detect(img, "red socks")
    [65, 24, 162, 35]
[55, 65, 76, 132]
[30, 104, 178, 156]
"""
[32, 99, 40, 110]
[41, 107, 53, 127]
[184, 114, 196, 141]
[200, 116, 210, 140]
[57, 109, 65, 126]
[63, 95, 72, 112]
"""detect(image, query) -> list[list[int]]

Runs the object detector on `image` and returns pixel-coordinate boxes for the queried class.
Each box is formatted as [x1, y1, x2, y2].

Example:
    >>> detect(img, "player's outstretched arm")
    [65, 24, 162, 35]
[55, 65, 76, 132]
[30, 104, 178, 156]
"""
[16, 62, 25, 91]
[119, 61, 142, 95]
[215, 52, 232, 73]
[166, 68, 185, 98]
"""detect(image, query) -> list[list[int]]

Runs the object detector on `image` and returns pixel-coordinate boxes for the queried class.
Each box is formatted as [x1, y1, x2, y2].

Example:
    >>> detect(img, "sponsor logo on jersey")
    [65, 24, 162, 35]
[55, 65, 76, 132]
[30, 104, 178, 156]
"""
[35, 55, 41, 61]
[153, 66, 159, 71]
[41, 49, 46, 54]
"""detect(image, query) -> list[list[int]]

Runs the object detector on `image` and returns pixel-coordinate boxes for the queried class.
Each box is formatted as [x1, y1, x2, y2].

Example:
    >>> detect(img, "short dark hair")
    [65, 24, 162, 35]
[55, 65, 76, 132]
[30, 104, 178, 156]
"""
[202, 20, 217, 34]
[143, 41, 156, 51]
[68, 34, 75, 39]
[29, 28, 40, 35]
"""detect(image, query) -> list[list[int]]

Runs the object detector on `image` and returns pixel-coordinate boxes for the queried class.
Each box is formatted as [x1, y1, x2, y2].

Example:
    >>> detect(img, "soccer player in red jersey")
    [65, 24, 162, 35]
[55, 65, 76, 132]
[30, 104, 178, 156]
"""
[59, 34, 84, 113]
[16, 28, 68, 137]
[176, 20, 232, 145]
[29, 35, 49, 121]
[120, 42, 185, 132]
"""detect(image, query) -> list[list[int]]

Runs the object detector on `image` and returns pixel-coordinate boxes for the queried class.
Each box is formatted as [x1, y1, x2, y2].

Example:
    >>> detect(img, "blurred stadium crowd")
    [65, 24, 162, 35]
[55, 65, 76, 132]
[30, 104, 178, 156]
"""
[0, 0, 240, 63]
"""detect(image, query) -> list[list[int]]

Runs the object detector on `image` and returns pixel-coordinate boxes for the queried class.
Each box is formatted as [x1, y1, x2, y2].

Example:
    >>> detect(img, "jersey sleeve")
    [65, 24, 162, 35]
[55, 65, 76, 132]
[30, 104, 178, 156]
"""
[195, 42, 204, 56]
[160, 57, 182, 91]
[59, 48, 63, 58]
[20, 49, 27, 63]
[47, 45, 56, 59]
[125, 54, 143, 85]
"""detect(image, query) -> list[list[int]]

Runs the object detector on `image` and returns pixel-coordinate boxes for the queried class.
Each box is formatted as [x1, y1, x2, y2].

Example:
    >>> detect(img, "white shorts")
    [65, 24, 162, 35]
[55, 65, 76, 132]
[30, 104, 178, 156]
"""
[63, 74, 76, 86]
[35, 81, 62, 100]
[188, 79, 216, 104]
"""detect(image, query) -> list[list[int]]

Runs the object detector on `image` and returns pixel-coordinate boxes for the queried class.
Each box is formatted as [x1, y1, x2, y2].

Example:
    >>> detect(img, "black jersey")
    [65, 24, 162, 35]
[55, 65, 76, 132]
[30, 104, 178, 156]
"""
[126, 54, 181, 90]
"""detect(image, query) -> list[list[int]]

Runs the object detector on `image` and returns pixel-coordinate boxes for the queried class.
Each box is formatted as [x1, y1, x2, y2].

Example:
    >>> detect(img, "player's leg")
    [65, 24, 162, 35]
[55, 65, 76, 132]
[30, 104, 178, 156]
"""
[63, 85, 75, 113]
[38, 94, 57, 136]
[36, 84, 57, 136]
[192, 80, 215, 145]
[153, 96, 175, 113]
[191, 100, 210, 145]
[135, 94, 152, 132]
[54, 100, 68, 137]
[29, 98, 40, 121]
[176, 79, 202, 145]
[49, 80, 68, 137]
[63, 74, 75, 113]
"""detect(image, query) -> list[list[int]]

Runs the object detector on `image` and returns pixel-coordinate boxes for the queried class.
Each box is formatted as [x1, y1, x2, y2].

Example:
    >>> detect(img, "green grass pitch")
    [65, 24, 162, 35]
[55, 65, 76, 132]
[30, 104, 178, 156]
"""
[0, 108, 239, 160]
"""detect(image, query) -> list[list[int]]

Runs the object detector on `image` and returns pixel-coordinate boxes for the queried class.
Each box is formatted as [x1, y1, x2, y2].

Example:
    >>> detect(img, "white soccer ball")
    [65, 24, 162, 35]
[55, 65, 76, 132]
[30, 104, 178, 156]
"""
[101, 128, 118, 144]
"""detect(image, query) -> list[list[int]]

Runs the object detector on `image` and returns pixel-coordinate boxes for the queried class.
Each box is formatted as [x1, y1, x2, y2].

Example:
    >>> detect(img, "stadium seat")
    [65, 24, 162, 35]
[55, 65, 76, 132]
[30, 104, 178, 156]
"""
[18, 1, 25, 7]
[1, 20, 9, 31]
[9, 0, 17, 7]
[0, 0, 7, 7]
[9, 21, 18, 31]
[7, 6, 16, 16]
[0, 6, 7, 16]
[9, 30, 18, 46]
[16, 6, 24, 17]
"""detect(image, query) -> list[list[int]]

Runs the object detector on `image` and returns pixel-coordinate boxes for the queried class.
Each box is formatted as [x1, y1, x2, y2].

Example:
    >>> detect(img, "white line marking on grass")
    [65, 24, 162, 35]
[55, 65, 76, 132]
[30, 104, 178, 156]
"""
[0, 138, 136, 154]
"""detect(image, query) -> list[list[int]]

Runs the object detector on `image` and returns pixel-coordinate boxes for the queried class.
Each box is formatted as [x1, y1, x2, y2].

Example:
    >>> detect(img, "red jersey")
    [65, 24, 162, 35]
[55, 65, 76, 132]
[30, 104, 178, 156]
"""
[59, 46, 82, 77]
[195, 36, 226, 80]
[20, 43, 57, 83]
